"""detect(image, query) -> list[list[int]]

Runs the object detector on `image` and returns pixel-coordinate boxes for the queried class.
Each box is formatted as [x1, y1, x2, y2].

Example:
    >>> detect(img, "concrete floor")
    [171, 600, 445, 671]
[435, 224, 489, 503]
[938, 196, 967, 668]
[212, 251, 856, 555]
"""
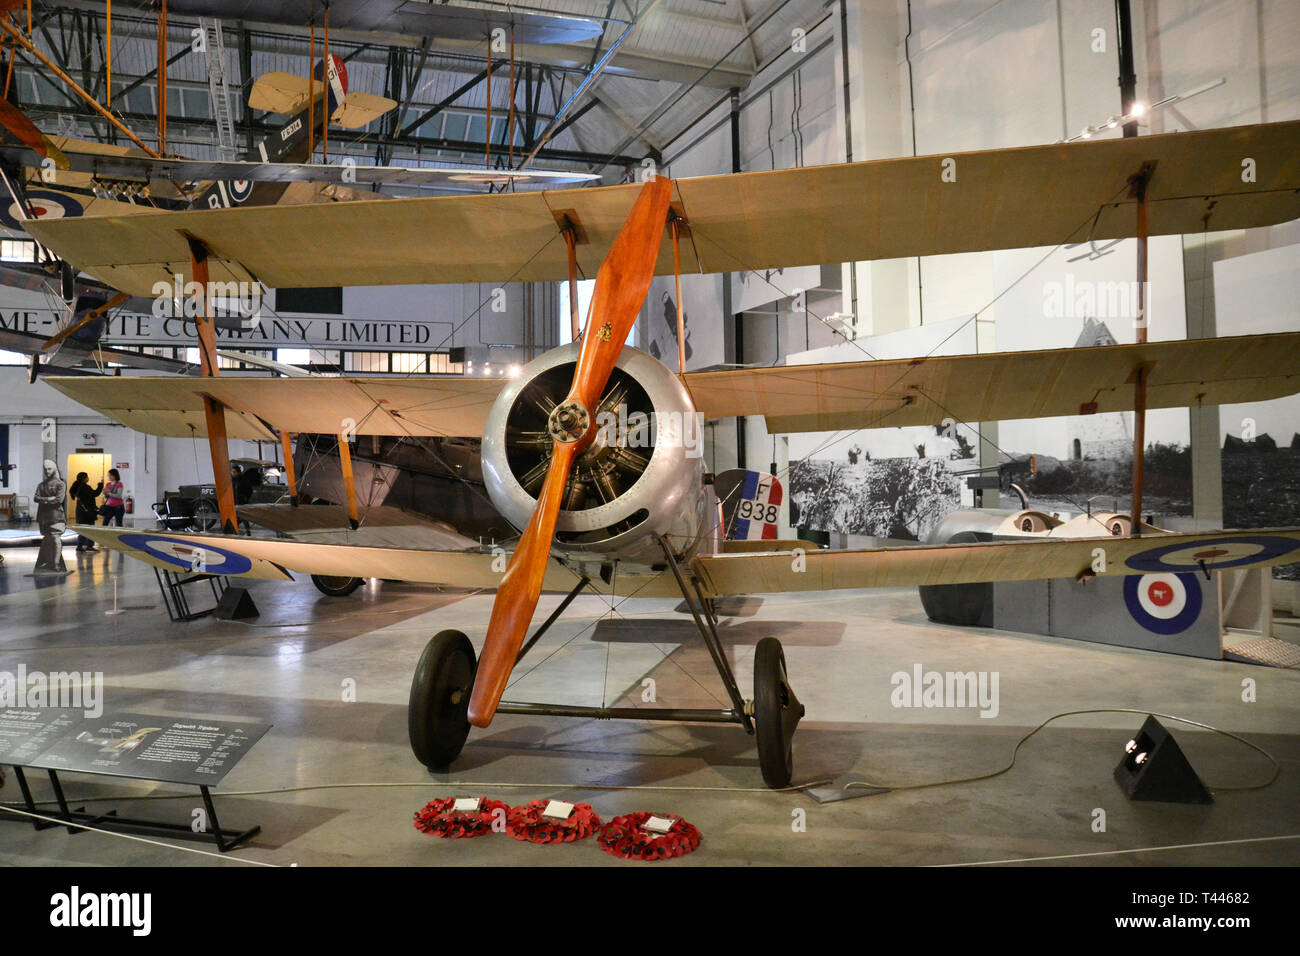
[2, 531, 1298, 867]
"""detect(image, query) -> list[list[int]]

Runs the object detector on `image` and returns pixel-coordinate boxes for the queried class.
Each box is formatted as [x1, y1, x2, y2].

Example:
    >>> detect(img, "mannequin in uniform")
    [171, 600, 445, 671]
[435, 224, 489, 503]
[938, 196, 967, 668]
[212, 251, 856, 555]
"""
[33, 459, 68, 573]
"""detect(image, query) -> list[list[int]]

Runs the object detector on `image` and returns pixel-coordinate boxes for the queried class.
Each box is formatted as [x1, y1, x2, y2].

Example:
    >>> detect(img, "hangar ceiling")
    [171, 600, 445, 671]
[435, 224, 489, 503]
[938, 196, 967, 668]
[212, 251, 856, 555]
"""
[12, 0, 828, 187]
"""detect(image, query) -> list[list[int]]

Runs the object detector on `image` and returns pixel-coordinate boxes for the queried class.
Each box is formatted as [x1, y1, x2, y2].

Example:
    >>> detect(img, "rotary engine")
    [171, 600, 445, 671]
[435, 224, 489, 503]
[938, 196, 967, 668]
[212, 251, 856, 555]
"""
[480, 343, 708, 572]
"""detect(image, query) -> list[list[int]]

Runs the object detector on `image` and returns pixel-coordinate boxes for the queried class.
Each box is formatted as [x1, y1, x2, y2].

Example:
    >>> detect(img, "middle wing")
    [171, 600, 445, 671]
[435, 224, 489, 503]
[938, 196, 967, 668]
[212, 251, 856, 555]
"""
[43, 331, 1300, 439]
[42, 374, 508, 439]
[682, 332, 1300, 432]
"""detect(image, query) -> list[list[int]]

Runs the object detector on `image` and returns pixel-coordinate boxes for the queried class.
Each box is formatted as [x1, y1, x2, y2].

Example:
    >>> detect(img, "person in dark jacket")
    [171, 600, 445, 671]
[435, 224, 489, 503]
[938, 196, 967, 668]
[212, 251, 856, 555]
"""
[69, 471, 102, 552]
[233, 465, 262, 505]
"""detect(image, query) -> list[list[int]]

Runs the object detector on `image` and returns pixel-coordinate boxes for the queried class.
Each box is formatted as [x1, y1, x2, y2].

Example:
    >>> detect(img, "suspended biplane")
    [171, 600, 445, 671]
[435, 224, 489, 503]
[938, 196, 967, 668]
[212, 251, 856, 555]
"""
[24, 119, 1300, 787]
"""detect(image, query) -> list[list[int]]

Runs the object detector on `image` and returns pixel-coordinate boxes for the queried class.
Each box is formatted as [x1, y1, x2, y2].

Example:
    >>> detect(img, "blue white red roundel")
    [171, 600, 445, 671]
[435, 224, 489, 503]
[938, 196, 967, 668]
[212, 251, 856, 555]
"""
[118, 533, 253, 575]
[1, 189, 84, 230]
[1125, 535, 1300, 574]
[1123, 572, 1202, 635]
[227, 178, 254, 203]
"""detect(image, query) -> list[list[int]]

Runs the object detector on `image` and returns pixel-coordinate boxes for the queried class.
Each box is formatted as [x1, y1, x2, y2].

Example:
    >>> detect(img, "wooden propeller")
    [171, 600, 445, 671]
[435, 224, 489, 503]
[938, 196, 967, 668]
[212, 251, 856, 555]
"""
[0, 96, 68, 168]
[467, 175, 673, 727]
[42, 291, 129, 350]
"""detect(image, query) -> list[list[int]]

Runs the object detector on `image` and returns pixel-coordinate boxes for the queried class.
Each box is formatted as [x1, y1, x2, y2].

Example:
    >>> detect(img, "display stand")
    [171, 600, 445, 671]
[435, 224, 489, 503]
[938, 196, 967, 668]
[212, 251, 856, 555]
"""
[0, 708, 270, 854]
[2, 765, 260, 852]
[154, 567, 229, 621]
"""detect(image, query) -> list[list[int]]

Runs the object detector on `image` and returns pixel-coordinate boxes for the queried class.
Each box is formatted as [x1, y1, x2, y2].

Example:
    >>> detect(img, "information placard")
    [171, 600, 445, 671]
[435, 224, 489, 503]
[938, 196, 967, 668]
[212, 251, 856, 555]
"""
[0, 707, 83, 766]
[23, 712, 271, 787]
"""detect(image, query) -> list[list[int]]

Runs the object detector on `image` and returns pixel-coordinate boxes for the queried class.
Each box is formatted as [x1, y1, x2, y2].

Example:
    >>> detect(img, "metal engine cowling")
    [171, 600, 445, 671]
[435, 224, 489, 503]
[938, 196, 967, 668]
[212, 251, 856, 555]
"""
[480, 343, 708, 571]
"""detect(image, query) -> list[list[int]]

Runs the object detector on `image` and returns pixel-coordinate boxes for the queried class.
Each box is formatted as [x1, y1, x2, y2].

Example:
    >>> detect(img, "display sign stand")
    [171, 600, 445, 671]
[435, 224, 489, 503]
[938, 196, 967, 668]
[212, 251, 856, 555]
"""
[3, 765, 260, 852]
[0, 708, 270, 853]
[154, 567, 230, 621]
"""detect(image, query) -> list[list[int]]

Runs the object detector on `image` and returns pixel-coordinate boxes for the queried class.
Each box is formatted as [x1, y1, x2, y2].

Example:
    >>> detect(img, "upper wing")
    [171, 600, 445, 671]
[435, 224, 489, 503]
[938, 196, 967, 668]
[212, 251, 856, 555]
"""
[21, 120, 1300, 296]
[42, 374, 508, 438]
[683, 332, 1300, 432]
[694, 529, 1300, 596]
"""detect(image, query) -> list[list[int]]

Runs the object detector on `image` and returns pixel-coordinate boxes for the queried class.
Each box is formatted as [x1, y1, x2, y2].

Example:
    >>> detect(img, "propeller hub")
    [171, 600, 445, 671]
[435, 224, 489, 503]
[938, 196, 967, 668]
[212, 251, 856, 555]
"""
[547, 400, 590, 444]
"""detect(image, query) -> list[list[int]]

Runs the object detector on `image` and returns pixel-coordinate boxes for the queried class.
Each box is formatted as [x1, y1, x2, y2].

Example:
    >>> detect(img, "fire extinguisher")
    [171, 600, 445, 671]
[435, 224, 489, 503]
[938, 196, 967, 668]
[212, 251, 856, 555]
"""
[125, 495, 134, 514]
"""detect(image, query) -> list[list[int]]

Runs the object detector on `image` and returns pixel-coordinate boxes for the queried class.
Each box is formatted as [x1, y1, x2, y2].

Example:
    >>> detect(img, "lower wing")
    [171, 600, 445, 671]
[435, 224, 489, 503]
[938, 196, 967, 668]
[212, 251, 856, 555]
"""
[81, 525, 1300, 600]
[694, 528, 1300, 595]
[76, 525, 681, 597]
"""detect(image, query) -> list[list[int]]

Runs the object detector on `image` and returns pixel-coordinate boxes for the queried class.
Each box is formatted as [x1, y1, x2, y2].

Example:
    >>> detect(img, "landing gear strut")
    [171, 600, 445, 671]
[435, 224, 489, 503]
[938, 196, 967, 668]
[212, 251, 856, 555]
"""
[403, 537, 804, 788]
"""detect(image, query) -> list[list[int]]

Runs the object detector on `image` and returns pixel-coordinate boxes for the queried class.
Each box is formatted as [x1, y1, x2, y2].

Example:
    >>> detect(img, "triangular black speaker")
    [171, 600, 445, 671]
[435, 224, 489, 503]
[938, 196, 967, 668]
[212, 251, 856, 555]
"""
[215, 586, 259, 620]
[1114, 715, 1213, 804]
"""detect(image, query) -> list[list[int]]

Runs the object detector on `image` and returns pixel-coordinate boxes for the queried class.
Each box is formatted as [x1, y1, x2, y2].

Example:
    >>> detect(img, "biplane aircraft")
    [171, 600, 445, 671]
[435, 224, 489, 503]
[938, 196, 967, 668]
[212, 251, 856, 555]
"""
[21, 119, 1300, 788]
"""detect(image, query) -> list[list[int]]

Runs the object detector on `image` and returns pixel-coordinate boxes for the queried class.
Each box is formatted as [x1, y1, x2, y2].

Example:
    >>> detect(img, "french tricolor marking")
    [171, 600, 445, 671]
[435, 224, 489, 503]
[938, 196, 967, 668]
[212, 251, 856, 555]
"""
[732, 471, 783, 541]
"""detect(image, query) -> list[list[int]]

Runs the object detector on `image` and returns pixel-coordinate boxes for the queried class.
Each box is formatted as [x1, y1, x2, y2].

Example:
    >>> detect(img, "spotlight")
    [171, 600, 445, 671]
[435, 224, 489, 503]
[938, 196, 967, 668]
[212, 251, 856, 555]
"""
[507, 364, 520, 378]
[1131, 102, 1145, 116]
[1114, 715, 1212, 804]
[1080, 127, 1092, 139]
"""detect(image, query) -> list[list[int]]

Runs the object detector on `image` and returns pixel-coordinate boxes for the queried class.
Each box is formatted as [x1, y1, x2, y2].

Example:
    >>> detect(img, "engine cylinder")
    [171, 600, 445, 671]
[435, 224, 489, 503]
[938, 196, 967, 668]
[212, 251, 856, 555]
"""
[480, 343, 707, 570]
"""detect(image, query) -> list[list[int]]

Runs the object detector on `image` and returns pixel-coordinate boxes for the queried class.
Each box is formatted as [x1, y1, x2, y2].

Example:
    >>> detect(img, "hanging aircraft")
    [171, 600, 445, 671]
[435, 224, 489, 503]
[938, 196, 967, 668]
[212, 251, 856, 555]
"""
[0, 35, 595, 377]
[24, 119, 1300, 788]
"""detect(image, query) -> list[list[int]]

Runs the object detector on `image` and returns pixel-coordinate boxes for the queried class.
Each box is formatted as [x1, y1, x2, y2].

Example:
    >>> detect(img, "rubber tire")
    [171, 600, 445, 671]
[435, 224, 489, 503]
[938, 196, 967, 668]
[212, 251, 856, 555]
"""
[754, 637, 798, 789]
[408, 630, 476, 770]
[917, 581, 993, 627]
[310, 574, 363, 597]
[191, 499, 219, 533]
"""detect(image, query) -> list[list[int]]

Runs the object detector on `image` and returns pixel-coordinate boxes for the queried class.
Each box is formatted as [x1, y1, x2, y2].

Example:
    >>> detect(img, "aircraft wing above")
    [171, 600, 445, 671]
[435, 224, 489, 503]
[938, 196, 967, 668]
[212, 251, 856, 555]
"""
[19, 120, 1300, 297]
[76, 525, 1300, 599]
[0, 327, 193, 373]
[681, 332, 1300, 433]
[44, 331, 1298, 438]
[0, 146, 600, 192]
[42, 374, 508, 438]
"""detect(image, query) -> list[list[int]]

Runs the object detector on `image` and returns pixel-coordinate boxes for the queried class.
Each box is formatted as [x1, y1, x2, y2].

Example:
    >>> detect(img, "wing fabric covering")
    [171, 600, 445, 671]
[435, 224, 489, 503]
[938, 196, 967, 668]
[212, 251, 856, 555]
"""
[682, 332, 1300, 432]
[78, 526, 1300, 598]
[20, 121, 1300, 296]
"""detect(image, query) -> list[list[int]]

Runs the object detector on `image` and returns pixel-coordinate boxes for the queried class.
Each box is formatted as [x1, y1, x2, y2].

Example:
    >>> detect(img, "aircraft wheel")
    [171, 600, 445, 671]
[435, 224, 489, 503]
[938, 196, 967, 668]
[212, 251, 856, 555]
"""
[310, 574, 363, 597]
[409, 629, 476, 770]
[753, 637, 803, 789]
[191, 499, 219, 533]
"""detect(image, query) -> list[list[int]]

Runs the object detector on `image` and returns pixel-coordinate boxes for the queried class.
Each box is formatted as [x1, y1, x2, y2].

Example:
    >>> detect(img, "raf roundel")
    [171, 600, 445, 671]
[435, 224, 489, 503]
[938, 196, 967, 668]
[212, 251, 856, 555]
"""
[1123, 572, 1202, 635]
[0, 189, 83, 230]
[1124, 534, 1300, 574]
[118, 533, 254, 576]
[227, 178, 254, 204]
